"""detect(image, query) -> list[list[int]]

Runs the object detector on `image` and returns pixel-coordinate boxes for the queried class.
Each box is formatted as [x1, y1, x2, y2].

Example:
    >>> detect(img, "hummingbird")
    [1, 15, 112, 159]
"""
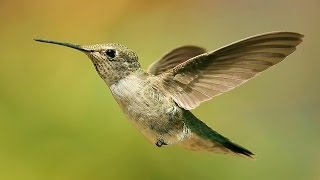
[35, 31, 303, 158]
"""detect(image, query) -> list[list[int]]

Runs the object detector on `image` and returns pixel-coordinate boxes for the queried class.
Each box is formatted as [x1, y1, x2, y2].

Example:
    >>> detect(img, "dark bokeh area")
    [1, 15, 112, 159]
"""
[0, 0, 319, 179]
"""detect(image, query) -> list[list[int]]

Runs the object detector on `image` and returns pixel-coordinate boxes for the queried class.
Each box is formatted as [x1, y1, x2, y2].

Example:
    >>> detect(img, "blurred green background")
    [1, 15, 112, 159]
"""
[0, 0, 319, 179]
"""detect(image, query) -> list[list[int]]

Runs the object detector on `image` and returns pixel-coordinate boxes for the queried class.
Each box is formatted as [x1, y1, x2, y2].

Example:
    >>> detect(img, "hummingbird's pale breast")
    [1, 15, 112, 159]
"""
[109, 72, 189, 145]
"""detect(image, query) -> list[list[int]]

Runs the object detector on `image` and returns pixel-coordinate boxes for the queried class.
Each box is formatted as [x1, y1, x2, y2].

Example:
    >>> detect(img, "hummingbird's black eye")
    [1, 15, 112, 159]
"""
[105, 49, 116, 59]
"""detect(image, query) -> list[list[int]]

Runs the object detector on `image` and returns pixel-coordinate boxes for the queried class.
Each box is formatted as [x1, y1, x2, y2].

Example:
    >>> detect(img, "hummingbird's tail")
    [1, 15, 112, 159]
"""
[181, 111, 255, 159]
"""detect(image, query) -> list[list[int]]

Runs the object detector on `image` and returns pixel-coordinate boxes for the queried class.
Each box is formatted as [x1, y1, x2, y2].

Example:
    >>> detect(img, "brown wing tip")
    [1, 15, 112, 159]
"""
[261, 31, 304, 37]
[266, 31, 304, 45]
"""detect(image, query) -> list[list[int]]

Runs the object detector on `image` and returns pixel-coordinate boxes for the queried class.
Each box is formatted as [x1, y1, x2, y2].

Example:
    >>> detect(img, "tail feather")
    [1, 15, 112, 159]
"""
[222, 139, 255, 158]
[181, 110, 255, 158]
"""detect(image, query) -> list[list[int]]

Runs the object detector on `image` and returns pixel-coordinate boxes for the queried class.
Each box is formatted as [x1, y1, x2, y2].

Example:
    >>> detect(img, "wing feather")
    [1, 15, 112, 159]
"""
[147, 46, 206, 75]
[159, 32, 304, 110]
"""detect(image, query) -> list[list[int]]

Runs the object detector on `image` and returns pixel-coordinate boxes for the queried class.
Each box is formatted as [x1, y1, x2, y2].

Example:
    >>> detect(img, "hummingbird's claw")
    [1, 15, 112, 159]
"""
[155, 139, 168, 147]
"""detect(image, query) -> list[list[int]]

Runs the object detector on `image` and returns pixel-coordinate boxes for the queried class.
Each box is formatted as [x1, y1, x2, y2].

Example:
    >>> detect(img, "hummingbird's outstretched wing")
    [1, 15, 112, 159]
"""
[147, 46, 206, 75]
[159, 32, 303, 110]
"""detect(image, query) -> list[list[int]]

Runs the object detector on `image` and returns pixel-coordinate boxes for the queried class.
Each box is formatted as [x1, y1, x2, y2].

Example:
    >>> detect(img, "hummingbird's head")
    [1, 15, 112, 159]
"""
[34, 39, 141, 85]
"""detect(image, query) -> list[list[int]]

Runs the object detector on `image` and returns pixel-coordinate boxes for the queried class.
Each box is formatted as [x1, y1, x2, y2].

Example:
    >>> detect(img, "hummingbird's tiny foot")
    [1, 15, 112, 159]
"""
[155, 139, 168, 147]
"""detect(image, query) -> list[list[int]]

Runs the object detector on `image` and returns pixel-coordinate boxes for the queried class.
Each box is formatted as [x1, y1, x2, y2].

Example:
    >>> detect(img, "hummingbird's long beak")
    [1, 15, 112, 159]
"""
[34, 39, 90, 52]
